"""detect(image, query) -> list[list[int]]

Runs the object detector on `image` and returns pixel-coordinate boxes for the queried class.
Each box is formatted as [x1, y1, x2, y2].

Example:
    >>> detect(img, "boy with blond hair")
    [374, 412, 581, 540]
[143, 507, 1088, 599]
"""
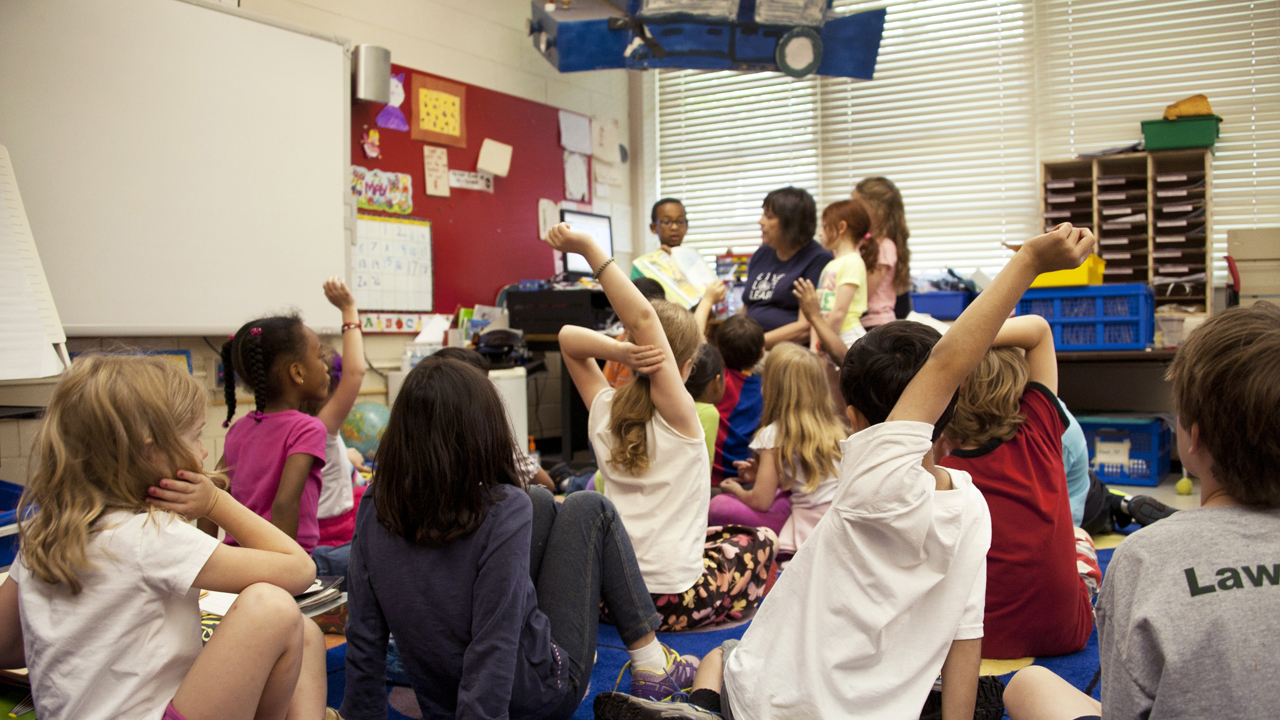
[1004, 301, 1280, 720]
[595, 223, 1097, 720]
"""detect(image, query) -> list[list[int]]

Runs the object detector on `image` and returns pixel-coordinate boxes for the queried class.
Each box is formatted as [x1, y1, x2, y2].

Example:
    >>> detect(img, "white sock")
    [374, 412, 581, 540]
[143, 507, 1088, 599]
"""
[628, 638, 667, 673]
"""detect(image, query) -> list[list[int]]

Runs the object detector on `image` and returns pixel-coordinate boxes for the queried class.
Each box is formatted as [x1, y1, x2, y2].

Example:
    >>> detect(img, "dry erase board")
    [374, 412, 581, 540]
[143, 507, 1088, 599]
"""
[354, 215, 433, 311]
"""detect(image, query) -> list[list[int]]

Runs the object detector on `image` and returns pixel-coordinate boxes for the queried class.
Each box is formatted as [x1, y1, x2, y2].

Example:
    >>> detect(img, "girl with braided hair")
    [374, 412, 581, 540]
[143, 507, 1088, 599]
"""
[216, 279, 345, 554]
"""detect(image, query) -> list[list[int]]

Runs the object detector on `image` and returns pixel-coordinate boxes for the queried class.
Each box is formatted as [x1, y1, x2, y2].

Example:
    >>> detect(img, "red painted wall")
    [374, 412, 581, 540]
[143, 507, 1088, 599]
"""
[352, 63, 563, 313]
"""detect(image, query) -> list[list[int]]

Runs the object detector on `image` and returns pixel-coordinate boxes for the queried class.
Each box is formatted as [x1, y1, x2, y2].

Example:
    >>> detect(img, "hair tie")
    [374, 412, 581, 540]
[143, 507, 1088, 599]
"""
[253, 410, 264, 422]
[222, 419, 231, 428]
[249, 327, 262, 335]
[864, 232, 873, 239]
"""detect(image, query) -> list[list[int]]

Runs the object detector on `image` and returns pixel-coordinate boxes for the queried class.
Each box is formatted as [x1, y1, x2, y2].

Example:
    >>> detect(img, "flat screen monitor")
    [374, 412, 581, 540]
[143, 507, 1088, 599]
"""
[559, 209, 613, 276]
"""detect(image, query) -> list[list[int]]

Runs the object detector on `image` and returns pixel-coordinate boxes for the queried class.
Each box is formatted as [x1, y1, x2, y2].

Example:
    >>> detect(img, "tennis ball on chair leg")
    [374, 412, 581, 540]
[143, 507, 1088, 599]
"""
[1176, 477, 1194, 495]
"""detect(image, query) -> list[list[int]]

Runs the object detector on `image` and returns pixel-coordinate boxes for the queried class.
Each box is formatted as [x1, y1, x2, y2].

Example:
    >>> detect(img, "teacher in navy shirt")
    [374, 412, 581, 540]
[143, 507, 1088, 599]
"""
[742, 186, 833, 348]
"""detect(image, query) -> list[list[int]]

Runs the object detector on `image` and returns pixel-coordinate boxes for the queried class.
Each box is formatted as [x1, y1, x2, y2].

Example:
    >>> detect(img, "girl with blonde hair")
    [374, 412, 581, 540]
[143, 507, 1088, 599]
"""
[548, 223, 777, 649]
[710, 343, 846, 554]
[0, 354, 331, 720]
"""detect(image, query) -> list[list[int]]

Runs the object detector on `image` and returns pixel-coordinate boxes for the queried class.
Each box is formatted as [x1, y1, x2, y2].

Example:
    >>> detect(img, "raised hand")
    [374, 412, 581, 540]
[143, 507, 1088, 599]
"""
[544, 222, 596, 257]
[704, 279, 727, 305]
[792, 278, 822, 321]
[323, 276, 356, 313]
[1003, 223, 1097, 276]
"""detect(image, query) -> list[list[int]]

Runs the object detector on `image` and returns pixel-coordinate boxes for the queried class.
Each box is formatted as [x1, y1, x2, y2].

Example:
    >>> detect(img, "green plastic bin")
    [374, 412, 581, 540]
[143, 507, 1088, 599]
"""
[1141, 115, 1222, 151]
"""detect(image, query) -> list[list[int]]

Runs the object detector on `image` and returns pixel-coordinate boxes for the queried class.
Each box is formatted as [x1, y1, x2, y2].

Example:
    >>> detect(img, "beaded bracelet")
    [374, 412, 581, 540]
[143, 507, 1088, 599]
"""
[593, 257, 615, 281]
[341, 322, 361, 332]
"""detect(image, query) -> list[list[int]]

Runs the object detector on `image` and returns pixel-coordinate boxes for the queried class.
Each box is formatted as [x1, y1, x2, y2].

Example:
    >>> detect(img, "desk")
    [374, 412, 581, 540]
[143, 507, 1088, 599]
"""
[525, 333, 592, 464]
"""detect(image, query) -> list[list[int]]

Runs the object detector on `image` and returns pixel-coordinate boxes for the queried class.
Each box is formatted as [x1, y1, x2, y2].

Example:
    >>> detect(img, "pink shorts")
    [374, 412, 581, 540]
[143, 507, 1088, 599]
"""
[164, 701, 190, 720]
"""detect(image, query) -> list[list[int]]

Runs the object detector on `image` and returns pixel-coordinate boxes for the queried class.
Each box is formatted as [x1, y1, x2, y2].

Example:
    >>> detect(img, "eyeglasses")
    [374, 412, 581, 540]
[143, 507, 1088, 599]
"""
[658, 219, 689, 228]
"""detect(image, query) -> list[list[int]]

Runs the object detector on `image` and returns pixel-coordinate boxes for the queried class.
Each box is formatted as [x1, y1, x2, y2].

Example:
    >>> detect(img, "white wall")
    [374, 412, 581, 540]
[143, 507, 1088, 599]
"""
[0, 0, 641, 483]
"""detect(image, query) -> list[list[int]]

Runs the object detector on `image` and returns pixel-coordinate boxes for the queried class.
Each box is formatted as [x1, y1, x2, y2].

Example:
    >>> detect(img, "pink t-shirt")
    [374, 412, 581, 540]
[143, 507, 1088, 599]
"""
[862, 237, 898, 328]
[222, 409, 326, 552]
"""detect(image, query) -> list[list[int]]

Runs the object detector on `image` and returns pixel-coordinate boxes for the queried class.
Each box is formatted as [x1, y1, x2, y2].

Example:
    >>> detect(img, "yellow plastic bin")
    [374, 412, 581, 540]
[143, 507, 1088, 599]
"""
[1031, 254, 1106, 288]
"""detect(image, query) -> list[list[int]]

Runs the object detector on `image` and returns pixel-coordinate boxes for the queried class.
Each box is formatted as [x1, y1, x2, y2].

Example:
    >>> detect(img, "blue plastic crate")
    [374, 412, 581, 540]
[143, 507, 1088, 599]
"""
[1015, 283, 1153, 351]
[0, 480, 23, 569]
[1076, 416, 1171, 487]
[910, 290, 975, 320]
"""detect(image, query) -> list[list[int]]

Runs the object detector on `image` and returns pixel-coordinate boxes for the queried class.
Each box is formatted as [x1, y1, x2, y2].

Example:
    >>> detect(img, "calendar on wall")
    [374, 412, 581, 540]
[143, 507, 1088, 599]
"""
[353, 214, 432, 311]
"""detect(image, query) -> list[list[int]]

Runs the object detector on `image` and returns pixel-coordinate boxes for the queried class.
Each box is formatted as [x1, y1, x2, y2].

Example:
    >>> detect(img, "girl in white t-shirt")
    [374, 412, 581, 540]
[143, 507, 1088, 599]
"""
[0, 354, 332, 720]
[546, 223, 777, 639]
[712, 343, 845, 555]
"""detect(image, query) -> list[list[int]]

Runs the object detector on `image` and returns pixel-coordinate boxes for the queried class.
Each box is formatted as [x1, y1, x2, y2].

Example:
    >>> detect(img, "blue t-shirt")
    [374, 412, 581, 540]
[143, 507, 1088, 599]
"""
[744, 241, 833, 332]
[1057, 397, 1090, 527]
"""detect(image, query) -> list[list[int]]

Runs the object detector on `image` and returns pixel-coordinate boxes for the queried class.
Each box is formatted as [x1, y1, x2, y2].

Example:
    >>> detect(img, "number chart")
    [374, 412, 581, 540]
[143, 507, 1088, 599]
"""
[353, 214, 433, 311]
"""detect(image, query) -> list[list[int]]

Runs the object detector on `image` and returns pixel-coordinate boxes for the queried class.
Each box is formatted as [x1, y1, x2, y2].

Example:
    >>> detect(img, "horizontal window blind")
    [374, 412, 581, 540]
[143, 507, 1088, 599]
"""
[1035, 0, 1280, 279]
[819, 0, 1040, 274]
[656, 70, 819, 258]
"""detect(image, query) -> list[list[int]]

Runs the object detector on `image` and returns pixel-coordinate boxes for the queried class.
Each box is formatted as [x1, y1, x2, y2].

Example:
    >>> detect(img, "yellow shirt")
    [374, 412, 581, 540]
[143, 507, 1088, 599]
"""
[818, 253, 868, 335]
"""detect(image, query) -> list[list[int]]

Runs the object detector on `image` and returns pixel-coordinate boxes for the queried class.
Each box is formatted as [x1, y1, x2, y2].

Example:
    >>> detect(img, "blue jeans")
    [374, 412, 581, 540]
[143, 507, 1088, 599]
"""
[527, 486, 661, 719]
[312, 542, 350, 588]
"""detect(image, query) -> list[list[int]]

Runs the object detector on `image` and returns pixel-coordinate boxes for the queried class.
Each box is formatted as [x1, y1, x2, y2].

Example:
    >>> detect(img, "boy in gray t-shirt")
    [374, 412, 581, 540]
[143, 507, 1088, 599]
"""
[1004, 301, 1280, 720]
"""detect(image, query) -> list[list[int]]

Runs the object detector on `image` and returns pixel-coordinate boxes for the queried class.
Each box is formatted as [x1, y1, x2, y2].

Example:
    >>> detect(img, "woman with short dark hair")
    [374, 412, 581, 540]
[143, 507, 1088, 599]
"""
[742, 186, 833, 348]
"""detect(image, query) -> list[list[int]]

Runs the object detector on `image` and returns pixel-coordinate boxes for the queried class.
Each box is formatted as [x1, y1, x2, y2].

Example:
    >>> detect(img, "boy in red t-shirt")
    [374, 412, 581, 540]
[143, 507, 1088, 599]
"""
[938, 314, 1098, 659]
[711, 315, 766, 487]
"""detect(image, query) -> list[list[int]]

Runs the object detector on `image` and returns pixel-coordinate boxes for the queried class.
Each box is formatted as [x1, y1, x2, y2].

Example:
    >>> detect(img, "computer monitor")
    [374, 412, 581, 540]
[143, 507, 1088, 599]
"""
[559, 209, 613, 277]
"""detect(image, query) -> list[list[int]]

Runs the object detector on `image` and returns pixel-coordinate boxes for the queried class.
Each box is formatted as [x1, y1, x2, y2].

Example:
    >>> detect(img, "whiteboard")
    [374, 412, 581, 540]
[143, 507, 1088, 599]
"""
[354, 215, 433, 311]
[0, 0, 349, 336]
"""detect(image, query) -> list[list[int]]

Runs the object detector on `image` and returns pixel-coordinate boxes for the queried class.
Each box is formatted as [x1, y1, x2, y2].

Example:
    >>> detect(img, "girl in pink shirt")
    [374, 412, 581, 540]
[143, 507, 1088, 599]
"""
[216, 278, 349, 553]
[855, 177, 912, 328]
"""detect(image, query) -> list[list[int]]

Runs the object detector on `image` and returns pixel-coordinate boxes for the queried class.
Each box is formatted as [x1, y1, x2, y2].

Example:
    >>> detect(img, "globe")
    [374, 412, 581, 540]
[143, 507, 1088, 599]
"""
[342, 402, 392, 463]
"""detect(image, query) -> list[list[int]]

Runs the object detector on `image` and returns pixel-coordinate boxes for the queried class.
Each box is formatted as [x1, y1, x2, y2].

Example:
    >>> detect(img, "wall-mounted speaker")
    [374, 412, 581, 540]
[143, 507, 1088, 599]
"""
[352, 44, 391, 104]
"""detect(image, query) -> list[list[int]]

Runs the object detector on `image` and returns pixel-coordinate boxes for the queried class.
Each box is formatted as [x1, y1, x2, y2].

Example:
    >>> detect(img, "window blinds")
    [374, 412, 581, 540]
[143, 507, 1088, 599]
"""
[1034, 0, 1280, 276]
[653, 0, 1280, 279]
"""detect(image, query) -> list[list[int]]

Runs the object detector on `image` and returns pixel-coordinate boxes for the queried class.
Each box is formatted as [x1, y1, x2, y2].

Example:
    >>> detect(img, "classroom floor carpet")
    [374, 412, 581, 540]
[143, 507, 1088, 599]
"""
[324, 543, 1126, 719]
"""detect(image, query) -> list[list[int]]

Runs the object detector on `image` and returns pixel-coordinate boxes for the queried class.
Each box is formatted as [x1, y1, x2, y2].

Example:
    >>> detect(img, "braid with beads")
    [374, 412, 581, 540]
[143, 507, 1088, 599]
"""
[223, 314, 307, 427]
[220, 338, 237, 427]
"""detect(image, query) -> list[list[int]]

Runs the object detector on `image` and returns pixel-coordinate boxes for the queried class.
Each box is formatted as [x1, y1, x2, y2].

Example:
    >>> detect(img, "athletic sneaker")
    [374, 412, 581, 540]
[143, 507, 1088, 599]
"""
[627, 643, 701, 701]
[1126, 495, 1177, 526]
[594, 692, 720, 719]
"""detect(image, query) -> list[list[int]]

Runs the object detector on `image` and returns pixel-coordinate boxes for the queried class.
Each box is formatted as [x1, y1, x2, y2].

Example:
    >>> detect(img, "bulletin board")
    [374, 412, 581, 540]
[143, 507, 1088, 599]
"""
[352, 64, 570, 313]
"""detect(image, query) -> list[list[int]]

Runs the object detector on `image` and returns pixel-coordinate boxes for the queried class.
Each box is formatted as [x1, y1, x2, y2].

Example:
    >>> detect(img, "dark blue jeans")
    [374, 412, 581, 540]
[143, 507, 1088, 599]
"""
[527, 486, 661, 719]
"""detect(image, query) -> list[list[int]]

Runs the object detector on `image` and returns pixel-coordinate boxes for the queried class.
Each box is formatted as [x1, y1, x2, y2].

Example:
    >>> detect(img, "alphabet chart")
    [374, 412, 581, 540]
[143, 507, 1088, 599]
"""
[353, 214, 433, 311]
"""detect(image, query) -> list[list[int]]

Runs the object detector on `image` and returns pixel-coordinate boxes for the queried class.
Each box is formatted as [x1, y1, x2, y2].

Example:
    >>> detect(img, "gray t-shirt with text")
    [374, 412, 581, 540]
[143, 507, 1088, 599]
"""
[1098, 505, 1280, 719]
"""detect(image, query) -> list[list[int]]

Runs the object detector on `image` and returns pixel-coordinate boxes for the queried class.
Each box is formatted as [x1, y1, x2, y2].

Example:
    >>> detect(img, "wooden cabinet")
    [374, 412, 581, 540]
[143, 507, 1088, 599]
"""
[1042, 149, 1212, 312]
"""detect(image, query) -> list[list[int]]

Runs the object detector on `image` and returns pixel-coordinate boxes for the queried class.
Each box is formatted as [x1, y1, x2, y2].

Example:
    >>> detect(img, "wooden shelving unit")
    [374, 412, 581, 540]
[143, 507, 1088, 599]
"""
[1041, 149, 1212, 312]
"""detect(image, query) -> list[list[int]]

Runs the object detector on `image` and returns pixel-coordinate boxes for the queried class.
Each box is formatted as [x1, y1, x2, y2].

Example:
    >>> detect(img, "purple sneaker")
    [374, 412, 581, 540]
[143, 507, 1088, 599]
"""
[627, 643, 700, 701]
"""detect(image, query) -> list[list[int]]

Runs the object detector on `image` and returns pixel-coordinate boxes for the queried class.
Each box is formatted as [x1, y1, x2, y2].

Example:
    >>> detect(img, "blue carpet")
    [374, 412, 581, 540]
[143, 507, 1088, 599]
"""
[325, 548, 1115, 718]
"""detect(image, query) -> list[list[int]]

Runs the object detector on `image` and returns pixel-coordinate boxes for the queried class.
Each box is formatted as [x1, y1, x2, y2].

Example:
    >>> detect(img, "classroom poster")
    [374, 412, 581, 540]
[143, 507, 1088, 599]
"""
[351, 166, 413, 215]
[410, 75, 467, 148]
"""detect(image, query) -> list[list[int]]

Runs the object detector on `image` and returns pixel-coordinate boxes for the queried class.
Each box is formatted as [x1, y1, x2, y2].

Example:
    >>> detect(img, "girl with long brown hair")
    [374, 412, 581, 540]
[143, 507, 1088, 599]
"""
[547, 223, 777, 643]
[0, 354, 329, 720]
[855, 176, 913, 327]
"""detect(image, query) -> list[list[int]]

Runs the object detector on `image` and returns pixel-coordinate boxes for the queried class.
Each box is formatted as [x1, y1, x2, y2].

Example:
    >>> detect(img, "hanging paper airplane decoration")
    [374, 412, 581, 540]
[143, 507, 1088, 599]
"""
[529, 0, 886, 79]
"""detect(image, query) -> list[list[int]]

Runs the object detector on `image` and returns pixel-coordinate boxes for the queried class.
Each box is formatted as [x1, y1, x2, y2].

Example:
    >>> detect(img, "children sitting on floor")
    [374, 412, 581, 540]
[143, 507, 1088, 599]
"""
[0, 355, 330, 720]
[1003, 301, 1280, 720]
[711, 314, 766, 486]
[339, 355, 697, 718]
[937, 314, 1100, 659]
[593, 222, 1096, 720]
[709, 343, 843, 554]
[548, 223, 777, 635]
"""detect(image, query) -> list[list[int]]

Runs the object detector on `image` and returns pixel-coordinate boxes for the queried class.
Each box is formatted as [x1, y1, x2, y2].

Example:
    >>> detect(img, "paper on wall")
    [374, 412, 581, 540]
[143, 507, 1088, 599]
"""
[448, 169, 494, 193]
[476, 139, 513, 178]
[564, 151, 589, 202]
[591, 116, 621, 164]
[593, 160, 624, 186]
[593, 201, 611, 217]
[423, 146, 450, 197]
[558, 110, 593, 155]
[538, 198, 560, 240]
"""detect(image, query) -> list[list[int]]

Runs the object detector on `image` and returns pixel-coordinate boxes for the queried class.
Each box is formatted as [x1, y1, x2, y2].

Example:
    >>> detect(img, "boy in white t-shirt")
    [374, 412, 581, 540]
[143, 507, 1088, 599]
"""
[595, 223, 1098, 720]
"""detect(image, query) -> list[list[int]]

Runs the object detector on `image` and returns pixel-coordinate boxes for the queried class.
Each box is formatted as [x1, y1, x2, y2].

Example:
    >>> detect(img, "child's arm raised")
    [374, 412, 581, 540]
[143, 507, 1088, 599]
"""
[695, 279, 727, 335]
[887, 224, 1094, 428]
[992, 314, 1057, 394]
[149, 470, 315, 595]
[546, 224, 701, 437]
[317, 276, 366, 435]
[557, 327, 664, 408]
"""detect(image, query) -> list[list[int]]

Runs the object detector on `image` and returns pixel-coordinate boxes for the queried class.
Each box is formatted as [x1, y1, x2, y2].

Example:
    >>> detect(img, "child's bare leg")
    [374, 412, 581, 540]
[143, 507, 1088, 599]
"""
[1004, 666, 1101, 720]
[285, 620, 328, 720]
[692, 647, 723, 691]
[173, 583, 307, 720]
